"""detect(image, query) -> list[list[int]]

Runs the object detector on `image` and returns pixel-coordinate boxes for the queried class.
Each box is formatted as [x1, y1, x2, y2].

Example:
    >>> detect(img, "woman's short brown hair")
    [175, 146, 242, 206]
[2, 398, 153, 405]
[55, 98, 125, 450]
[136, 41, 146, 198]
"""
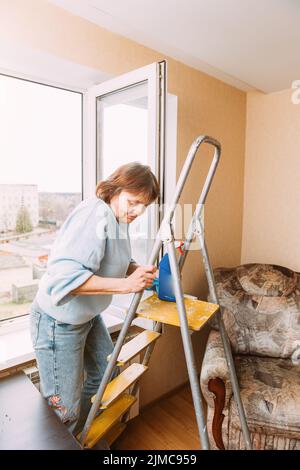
[96, 162, 160, 205]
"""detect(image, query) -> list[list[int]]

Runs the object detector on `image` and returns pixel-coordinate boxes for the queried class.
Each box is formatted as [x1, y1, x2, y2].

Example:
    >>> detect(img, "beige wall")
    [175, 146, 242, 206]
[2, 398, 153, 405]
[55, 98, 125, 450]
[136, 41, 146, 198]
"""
[1, 0, 247, 405]
[242, 90, 300, 272]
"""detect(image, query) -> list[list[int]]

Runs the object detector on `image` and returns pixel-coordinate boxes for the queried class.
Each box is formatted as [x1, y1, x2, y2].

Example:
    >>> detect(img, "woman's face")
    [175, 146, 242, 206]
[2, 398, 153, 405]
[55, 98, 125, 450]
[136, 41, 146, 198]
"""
[110, 191, 149, 224]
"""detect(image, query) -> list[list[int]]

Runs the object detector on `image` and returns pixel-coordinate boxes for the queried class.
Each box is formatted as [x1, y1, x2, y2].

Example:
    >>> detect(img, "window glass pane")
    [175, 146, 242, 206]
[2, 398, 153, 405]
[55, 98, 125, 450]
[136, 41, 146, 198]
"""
[96, 81, 151, 266]
[97, 82, 148, 178]
[0, 75, 82, 321]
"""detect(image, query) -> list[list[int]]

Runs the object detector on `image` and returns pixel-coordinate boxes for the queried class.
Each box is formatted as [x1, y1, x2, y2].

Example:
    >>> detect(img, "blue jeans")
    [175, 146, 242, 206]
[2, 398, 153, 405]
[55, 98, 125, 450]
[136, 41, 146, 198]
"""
[30, 301, 120, 436]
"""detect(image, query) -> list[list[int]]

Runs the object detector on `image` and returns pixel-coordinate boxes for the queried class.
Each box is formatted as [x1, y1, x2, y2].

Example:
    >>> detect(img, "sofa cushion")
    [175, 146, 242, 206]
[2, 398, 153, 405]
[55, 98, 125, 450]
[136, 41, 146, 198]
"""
[229, 356, 300, 439]
[236, 264, 298, 297]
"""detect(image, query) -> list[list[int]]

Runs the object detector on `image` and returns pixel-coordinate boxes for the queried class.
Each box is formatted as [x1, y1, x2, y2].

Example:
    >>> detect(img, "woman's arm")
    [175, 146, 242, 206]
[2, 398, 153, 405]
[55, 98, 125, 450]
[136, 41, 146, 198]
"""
[71, 262, 142, 295]
[71, 265, 157, 296]
[70, 274, 128, 295]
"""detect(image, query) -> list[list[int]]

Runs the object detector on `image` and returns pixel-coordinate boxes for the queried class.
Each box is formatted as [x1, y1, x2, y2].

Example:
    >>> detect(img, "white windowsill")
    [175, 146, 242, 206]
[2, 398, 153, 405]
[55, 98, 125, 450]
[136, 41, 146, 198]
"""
[0, 310, 124, 372]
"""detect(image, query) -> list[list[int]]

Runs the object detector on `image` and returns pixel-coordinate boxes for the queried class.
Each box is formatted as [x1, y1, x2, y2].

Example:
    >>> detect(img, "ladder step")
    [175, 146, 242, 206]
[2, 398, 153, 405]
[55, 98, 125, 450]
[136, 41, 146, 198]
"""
[136, 292, 219, 331]
[107, 330, 161, 366]
[78, 394, 136, 448]
[92, 363, 148, 409]
[105, 421, 127, 447]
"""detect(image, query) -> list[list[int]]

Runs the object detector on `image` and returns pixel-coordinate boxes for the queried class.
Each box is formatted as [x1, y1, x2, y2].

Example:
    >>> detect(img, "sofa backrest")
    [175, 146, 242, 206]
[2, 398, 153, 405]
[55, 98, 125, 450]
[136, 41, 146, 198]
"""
[211, 264, 300, 363]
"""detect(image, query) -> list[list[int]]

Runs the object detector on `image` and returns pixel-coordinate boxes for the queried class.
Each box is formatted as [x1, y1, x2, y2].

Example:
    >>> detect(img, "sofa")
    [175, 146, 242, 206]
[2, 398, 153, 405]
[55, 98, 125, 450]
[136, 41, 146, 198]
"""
[200, 263, 300, 450]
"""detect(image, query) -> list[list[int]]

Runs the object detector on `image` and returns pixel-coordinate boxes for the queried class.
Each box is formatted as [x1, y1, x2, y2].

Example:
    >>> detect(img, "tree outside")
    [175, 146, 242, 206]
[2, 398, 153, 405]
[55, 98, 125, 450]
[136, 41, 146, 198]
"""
[15, 205, 33, 233]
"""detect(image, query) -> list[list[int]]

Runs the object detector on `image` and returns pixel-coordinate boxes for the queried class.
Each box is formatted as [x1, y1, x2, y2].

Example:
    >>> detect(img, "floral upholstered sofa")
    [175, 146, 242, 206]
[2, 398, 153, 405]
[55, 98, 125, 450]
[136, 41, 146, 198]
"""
[200, 263, 300, 450]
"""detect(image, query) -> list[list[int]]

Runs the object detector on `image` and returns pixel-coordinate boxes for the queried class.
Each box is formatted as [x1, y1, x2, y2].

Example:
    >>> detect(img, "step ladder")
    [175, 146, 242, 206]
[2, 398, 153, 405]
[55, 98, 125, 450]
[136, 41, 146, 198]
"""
[78, 135, 252, 450]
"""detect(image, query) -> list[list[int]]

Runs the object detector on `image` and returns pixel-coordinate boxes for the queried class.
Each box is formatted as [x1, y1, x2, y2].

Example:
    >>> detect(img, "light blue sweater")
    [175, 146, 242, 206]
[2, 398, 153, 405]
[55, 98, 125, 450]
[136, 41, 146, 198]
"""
[33, 197, 135, 325]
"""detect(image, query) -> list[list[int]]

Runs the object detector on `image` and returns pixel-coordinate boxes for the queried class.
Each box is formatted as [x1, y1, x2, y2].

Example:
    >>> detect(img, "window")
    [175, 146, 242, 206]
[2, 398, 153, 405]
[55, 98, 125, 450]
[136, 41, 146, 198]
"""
[0, 75, 82, 322]
[96, 82, 150, 266]
[87, 62, 168, 322]
[0, 62, 176, 369]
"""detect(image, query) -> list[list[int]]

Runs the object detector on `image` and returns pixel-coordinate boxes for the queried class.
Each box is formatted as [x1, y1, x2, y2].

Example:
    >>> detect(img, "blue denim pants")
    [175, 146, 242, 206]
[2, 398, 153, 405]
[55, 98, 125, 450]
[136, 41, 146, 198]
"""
[29, 301, 119, 436]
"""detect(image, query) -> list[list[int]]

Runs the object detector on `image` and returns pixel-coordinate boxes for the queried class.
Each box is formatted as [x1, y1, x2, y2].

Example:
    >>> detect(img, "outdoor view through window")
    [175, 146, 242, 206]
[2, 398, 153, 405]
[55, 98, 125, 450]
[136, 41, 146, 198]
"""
[0, 75, 82, 322]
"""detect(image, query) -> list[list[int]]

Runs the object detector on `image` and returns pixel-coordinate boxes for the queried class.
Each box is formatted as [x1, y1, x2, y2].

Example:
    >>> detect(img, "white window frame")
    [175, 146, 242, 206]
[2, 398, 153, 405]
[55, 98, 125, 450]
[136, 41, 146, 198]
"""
[83, 62, 165, 232]
[0, 71, 87, 369]
[83, 62, 162, 190]
[84, 62, 170, 330]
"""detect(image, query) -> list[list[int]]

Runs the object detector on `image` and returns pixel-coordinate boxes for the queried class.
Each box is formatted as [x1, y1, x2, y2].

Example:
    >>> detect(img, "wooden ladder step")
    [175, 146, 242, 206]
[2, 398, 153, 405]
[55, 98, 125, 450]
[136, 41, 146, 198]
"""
[91, 363, 148, 409]
[78, 394, 136, 449]
[107, 330, 161, 366]
[136, 292, 219, 331]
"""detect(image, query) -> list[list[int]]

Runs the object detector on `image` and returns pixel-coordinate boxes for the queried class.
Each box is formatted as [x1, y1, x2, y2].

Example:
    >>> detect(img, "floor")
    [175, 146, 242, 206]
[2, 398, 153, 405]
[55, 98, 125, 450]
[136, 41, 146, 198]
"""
[115, 383, 204, 450]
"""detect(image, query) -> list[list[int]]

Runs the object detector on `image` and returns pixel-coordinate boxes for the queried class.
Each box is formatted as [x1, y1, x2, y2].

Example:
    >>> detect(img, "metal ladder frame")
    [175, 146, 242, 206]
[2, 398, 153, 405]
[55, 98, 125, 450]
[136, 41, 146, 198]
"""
[79, 135, 252, 450]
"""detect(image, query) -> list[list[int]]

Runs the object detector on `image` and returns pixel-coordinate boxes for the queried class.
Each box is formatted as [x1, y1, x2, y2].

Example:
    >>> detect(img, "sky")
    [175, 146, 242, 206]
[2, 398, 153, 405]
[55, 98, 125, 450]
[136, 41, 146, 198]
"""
[101, 102, 147, 178]
[0, 74, 82, 193]
[0, 74, 148, 194]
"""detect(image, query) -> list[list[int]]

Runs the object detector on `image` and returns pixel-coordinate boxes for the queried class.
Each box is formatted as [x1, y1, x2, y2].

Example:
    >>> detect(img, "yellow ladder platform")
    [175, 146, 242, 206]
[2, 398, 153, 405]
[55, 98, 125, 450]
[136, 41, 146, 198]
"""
[136, 292, 219, 331]
[105, 421, 127, 447]
[91, 362, 148, 409]
[79, 394, 136, 448]
[107, 330, 161, 366]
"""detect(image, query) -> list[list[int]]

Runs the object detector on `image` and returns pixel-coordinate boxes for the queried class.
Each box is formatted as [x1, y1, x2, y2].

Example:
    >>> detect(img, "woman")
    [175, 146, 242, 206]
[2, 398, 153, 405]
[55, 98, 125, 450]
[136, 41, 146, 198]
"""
[30, 162, 159, 436]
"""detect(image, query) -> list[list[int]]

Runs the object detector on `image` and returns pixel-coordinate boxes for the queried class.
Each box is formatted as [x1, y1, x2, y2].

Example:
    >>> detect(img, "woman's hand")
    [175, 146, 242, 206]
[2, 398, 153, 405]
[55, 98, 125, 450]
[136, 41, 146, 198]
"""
[123, 265, 157, 293]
